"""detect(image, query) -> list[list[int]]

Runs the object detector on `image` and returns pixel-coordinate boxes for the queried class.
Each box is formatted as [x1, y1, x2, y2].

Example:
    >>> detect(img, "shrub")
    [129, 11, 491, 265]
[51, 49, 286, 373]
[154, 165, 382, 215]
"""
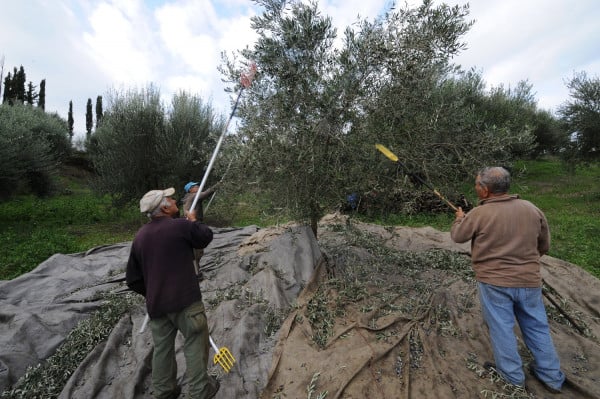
[0, 104, 70, 199]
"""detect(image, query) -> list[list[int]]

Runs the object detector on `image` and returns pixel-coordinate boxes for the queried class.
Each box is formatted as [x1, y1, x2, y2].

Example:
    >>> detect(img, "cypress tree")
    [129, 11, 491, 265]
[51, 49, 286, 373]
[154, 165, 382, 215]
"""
[95, 95, 103, 128]
[2, 72, 11, 104]
[86, 98, 93, 138]
[26, 82, 38, 105]
[15, 66, 26, 103]
[68, 100, 74, 142]
[38, 79, 46, 110]
[0, 55, 4, 101]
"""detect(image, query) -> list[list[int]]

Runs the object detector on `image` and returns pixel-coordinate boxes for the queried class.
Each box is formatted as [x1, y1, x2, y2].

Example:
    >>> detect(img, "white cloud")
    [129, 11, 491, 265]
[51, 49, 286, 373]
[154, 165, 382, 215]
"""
[155, 2, 220, 75]
[153, 0, 259, 114]
[438, 0, 600, 111]
[165, 74, 212, 98]
[83, 1, 158, 84]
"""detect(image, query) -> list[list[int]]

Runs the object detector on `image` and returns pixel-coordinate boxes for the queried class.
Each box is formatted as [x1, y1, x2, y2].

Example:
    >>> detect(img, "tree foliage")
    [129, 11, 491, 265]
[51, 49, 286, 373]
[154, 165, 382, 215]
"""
[529, 109, 567, 157]
[558, 71, 600, 161]
[68, 101, 74, 142]
[2, 66, 26, 105]
[85, 98, 93, 138]
[354, 19, 537, 199]
[88, 86, 224, 206]
[221, 0, 355, 235]
[38, 79, 45, 110]
[0, 104, 70, 198]
[95, 95, 103, 128]
[26, 82, 38, 105]
[2, 66, 46, 110]
[220, 0, 554, 228]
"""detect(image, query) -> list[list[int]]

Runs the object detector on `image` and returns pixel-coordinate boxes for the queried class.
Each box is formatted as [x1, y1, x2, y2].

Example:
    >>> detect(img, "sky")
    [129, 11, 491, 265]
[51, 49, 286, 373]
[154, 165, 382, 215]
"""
[1, 0, 599, 141]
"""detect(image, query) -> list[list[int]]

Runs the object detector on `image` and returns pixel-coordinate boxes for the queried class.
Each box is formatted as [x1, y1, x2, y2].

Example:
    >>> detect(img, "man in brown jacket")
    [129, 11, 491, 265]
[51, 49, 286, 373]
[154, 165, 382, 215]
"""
[451, 167, 565, 393]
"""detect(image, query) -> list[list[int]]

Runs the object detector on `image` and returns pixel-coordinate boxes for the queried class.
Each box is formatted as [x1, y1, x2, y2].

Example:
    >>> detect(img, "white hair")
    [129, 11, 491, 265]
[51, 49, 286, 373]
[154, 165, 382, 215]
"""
[147, 196, 170, 218]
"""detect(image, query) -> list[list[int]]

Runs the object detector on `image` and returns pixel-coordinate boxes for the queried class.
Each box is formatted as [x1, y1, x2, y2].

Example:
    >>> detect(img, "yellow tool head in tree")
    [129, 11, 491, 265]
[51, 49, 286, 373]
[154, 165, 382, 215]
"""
[375, 144, 399, 162]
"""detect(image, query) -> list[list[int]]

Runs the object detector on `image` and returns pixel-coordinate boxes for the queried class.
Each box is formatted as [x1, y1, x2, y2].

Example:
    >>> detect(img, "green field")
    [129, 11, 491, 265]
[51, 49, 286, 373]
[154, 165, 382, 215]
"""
[0, 158, 598, 280]
[511, 159, 600, 276]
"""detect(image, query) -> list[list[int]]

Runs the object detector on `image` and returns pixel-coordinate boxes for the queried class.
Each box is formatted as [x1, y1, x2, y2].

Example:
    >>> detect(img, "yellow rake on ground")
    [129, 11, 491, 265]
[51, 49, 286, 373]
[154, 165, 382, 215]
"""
[209, 335, 236, 372]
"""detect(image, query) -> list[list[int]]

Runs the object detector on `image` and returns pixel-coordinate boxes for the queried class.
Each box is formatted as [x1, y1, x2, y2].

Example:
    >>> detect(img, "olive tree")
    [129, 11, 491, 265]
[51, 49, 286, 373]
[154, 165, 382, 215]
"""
[354, 2, 541, 206]
[221, 0, 360, 236]
[558, 71, 600, 162]
[224, 0, 545, 225]
[0, 104, 70, 198]
[88, 86, 224, 205]
[223, 0, 487, 227]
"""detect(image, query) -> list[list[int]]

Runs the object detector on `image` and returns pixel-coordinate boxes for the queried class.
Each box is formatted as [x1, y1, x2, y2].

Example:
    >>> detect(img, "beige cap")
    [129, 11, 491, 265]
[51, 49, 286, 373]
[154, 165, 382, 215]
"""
[139, 187, 175, 213]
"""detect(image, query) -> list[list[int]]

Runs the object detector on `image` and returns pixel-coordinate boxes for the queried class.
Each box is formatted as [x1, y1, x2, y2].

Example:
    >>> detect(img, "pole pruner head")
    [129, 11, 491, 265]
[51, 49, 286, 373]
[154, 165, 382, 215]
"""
[240, 62, 257, 88]
[375, 144, 399, 162]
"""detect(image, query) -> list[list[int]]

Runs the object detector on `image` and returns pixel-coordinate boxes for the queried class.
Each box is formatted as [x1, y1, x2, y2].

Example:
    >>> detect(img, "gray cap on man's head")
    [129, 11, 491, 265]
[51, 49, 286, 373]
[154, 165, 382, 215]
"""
[140, 187, 175, 213]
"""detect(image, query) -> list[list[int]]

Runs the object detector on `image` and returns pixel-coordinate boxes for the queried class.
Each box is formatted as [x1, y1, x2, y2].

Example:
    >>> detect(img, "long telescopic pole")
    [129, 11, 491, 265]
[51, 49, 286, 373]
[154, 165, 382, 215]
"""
[139, 63, 257, 334]
[188, 62, 255, 211]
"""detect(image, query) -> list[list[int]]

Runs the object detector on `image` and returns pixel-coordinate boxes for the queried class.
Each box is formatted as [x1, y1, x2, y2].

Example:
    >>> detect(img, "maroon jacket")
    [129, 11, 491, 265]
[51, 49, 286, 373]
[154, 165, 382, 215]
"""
[126, 217, 213, 318]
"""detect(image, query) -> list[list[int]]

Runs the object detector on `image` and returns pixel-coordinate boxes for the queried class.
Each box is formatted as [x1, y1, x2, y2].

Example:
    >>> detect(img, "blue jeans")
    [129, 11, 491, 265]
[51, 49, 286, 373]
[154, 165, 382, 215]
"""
[478, 282, 565, 390]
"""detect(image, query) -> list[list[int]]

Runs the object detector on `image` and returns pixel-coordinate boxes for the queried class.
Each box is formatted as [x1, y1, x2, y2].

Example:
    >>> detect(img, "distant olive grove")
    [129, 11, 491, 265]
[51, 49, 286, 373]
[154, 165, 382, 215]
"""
[87, 86, 226, 206]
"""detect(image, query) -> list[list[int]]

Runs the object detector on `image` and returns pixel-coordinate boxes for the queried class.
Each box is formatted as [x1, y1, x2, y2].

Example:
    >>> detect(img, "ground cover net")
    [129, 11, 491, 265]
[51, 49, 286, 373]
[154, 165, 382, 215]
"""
[1, 214, 598, 398]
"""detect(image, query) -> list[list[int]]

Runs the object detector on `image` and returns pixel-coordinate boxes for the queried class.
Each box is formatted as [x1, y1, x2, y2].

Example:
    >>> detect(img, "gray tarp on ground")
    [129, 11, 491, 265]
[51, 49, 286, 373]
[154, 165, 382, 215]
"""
[1, 215, 599, 398]
[1, 225, 320, 398]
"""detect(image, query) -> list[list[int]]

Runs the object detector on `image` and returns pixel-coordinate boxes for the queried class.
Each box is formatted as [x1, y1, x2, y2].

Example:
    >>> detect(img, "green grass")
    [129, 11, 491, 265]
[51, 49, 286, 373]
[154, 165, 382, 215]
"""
[511, 158, 600, 277]
[0, 193, 144, 280]
[206, 189, 290, 228]
[1, 157, 598, 280]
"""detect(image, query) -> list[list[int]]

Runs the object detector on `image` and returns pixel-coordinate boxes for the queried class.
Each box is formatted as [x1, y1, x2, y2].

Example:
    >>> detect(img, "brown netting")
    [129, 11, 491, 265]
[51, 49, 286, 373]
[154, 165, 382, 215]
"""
[261, 216, 600, 399]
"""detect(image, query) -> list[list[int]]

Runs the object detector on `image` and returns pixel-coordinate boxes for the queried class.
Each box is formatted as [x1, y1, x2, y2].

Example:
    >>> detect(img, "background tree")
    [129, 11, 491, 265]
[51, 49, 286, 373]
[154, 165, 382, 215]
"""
[14, 66, 26, 103]
[88, 86, 224, 205]
[530, 109, 568, 157]
[164, 91, 224, 187]
[0, 104, 70, 198]
[558, 71, 600, 162]
[2, 67, 46, 110]
[38, 79, 46, 110]
[2, 71, 12, 104]
[68, 100, 74, 143]
[95, 95, 103, 128]
[0, 55, 4, 100]
[2, 66, 28, 105]
[85, 98, 93, 138]
[26, 82, 38, 105]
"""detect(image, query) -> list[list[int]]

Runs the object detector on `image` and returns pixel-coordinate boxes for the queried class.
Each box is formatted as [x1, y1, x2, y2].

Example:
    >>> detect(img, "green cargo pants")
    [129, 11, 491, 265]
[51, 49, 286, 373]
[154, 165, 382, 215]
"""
[149, 301, 211, 398]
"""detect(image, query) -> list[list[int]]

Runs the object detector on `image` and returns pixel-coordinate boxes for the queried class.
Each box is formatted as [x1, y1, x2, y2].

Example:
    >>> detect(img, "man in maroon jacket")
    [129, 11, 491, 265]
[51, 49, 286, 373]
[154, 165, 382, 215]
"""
[126, 187, 219, 399]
